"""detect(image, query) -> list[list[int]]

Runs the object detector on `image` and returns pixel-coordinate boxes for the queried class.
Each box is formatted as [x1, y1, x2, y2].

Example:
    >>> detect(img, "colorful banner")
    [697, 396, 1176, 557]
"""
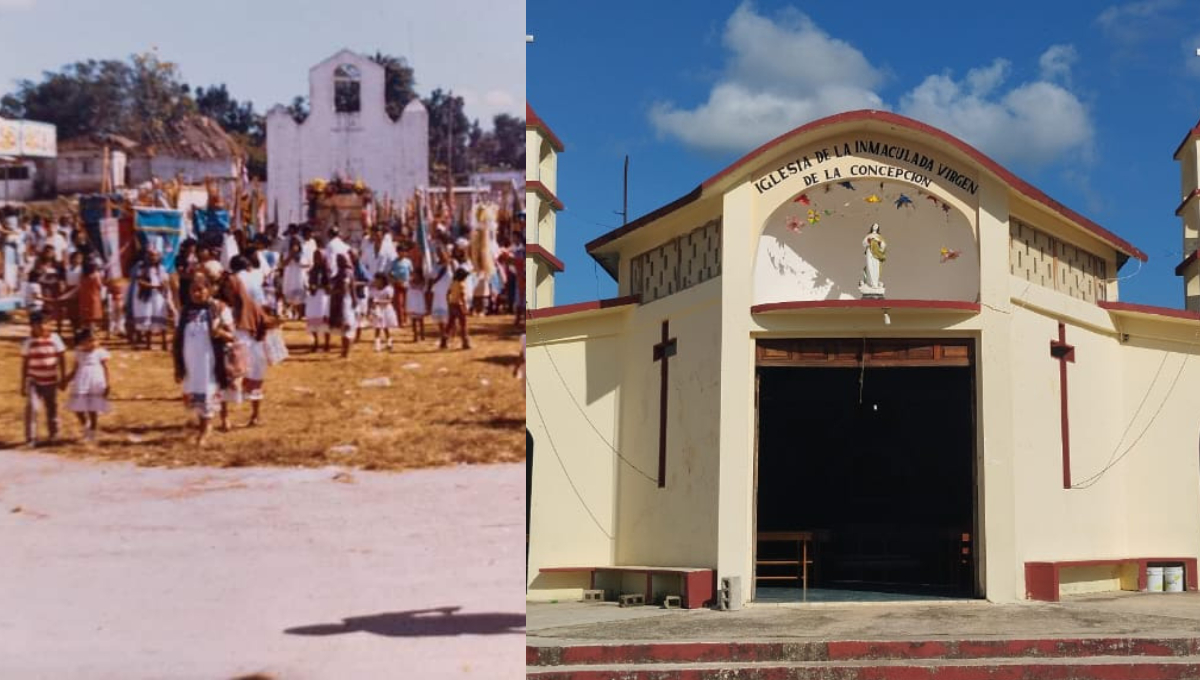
[100, 218, 122, 280]
[134, 208, 184, 274]
[79, 194, 124, 260]
[193, 208, 231, 235]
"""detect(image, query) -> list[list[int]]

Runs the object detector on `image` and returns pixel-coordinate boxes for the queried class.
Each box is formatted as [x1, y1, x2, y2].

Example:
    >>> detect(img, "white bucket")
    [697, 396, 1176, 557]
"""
[1164, 566, 1185, 593]
[1145, 566, 1164, 592]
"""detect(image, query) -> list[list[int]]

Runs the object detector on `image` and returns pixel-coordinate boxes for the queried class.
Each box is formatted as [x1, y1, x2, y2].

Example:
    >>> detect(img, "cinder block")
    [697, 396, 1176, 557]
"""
[582, 589, 605, 602]
[618, 593, 645, 607]
[662, 595, 682, 609]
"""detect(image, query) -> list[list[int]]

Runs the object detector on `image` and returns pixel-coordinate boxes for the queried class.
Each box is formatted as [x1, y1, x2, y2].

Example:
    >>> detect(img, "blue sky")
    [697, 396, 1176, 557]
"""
[0, 0, 524, 127]
[528, 0, 1200, 309]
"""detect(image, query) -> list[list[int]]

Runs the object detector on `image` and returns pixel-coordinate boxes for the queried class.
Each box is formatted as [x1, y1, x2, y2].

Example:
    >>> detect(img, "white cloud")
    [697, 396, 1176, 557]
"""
[0, 0, 35, 9]
[1186, 36, 1200, 78]
[721, 4, 883, 94]
[1038, 44, 1078, 84]
[650, 4, 1092, 170]
[1096, 0, 1178, 43]
[899, 53, 1093, 167]
[649, 2, 884, 154]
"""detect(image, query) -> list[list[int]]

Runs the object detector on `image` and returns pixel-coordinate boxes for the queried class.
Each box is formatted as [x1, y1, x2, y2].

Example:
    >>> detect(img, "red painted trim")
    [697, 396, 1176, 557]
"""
[526, 179, 564, 211]
[528, 637, 1200, 667]
[751, 299, 980, 314]
[525, 244, 565, 273]
[527, 295, 640, 320]
[586, 110, 1147, 263]
[1025, 558, 1198, 601]
[1174, 188, 1200, 216]
[527, 663, 1200, 679]
[1172, 118, 1200, 160]
[526, 102, 565, 152]
[1099, 301, 1200, 322]
[1174, 250, 1199, 277]
[1025, 562, 1060, 601]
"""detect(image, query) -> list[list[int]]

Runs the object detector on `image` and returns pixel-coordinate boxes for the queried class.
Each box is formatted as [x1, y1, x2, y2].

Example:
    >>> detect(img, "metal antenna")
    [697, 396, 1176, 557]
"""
[614, 155, 629, 225]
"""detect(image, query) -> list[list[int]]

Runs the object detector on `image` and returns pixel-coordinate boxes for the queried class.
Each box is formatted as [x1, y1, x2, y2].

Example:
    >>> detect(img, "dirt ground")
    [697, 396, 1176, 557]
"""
[0, 311, 525, 470]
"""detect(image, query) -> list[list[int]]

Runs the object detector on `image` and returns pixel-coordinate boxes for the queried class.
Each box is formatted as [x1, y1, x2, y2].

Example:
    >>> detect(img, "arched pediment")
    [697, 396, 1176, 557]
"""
[753, 178, 979, 304]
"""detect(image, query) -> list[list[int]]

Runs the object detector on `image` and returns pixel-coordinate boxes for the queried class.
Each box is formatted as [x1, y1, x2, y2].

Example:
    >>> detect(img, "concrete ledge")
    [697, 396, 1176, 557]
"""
[527, 637, 1200, 666]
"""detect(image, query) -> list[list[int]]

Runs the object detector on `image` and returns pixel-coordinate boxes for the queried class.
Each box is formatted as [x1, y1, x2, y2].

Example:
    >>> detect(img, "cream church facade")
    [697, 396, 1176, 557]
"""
[526, 109, 1200, 606]
[266, 49, 428, 225]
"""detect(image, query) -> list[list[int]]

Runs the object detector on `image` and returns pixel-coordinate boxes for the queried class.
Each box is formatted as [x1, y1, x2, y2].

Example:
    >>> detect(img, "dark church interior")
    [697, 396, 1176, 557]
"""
[756, 365, 976, 598]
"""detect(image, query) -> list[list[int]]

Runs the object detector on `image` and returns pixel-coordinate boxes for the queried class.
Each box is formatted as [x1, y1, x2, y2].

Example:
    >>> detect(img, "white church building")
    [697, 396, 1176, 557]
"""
[266, 49, 428, 225]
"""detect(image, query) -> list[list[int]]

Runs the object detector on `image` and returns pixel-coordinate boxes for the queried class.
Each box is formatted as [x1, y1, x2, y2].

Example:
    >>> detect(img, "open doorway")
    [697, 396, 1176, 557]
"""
[754, 338, 978, 602]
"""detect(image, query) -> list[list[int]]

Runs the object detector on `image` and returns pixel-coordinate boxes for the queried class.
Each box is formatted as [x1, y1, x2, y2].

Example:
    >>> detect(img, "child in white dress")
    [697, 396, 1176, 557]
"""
[369, 273, 398, 351]
[131, 250, 170, 350]
[173, 271, 234, 447]
[64, 327, 111, 443]
[405, 265, 427, 342]
[281, 238, 307, 315]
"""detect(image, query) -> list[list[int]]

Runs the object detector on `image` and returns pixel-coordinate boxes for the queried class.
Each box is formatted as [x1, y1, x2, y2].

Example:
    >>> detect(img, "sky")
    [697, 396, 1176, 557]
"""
[0, 0, 524, 128]
[528, 0, 1200, 310]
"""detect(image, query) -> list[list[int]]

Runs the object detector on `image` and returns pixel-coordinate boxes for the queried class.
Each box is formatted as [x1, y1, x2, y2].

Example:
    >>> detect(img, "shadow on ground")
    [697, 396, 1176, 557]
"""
[284, 606, 525, 637]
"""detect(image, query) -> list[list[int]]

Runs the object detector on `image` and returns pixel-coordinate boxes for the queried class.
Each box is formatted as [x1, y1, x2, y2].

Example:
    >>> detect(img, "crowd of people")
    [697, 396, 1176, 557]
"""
[5, 205, 527, 448]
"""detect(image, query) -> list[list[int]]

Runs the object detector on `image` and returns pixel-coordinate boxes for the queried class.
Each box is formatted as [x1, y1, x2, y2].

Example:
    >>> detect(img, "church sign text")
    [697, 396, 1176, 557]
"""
[753, 139, 978, 197]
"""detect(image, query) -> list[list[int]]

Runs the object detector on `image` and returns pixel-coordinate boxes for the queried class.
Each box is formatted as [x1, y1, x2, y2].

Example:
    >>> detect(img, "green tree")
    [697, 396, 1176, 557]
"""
[195, 83, 263, 144]
[285, 95, 310, 124]
[128, 51, 195, 140]
[369, 52, 418, 121]
[490, 113, 525, 169]
[0, 59, 133, 139]
[424, 88, 471, 185]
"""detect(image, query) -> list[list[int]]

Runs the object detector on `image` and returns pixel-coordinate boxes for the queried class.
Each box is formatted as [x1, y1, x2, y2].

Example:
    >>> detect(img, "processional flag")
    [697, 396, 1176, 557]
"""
[415, 191, 434, 275]
[133, 207, 184, 274]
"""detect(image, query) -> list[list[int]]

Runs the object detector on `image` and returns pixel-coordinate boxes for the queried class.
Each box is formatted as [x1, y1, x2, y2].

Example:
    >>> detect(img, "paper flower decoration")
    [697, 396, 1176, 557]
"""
[865, 194, 882, 204]
[794, 193, 811, 205]
[941, 203, 951, 214]
[806, 209, 821, 224]
[894, 194, 913, 209]
[926, 195, 940, 206]
[940, 247, 962, 263]
[839, 181, 856, 191]
[786, 215, 803, 233]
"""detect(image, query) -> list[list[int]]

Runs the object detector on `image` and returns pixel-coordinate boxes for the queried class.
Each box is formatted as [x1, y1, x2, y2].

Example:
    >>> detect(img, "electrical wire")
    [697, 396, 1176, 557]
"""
[1068, 352, 1169, 488]
[1071, 352, 1191, 490]
[527, 373, 614, 540]
[530, 323, 660, 484]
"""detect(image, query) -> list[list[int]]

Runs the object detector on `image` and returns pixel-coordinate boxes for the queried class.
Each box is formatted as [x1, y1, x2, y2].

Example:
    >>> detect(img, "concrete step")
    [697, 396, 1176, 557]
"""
[526, 655, 1200, 679]
[527, 637, 1200, 667]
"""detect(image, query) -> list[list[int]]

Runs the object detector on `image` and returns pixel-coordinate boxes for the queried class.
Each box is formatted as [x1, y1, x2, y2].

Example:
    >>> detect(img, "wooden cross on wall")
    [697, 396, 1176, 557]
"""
[1050, 322, 1076, 489]
[652, 320, 677, 488]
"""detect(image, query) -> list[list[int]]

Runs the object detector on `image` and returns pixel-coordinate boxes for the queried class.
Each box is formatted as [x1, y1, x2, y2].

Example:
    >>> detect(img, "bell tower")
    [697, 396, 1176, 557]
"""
[1175, 117, 1200, 312]
[525, 103, 566, 309]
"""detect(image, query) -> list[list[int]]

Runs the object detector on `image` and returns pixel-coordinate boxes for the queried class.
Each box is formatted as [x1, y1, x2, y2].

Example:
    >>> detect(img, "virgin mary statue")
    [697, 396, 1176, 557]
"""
[859, 222, 887, 298]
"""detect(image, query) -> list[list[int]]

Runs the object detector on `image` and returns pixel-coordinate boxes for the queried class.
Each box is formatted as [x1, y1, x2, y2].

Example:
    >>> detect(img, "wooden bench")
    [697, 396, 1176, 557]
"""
[1025, 557, 1198, 601]
[539, 566, 716, 609]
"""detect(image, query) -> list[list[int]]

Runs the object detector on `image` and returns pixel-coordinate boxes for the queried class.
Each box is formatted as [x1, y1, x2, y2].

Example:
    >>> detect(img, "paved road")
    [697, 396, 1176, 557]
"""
[0, 451, 525, 679]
